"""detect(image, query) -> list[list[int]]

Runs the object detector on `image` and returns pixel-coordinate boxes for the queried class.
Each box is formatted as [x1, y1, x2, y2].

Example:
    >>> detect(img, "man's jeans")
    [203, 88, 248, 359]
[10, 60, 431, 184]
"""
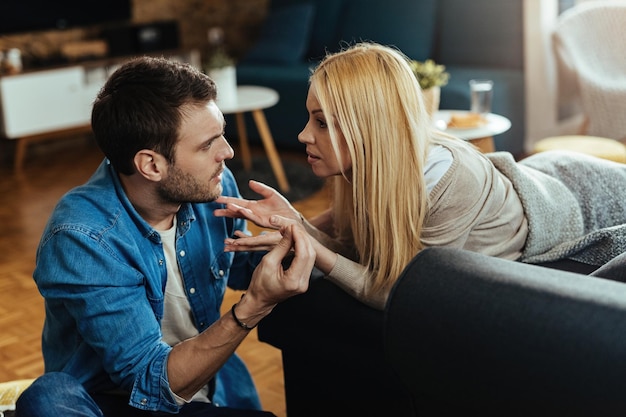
[15, 372, 276, 417]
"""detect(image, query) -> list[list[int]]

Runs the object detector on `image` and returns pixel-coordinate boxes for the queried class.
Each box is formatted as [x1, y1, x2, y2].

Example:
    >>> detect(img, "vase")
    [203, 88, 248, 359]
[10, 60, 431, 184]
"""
[422, 85, 440, 117]
[208, 65, 238, 107]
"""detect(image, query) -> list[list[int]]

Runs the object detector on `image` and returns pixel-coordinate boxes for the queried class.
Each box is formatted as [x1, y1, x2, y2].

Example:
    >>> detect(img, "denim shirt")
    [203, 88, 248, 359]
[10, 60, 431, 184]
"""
[34, 159, 262, 413]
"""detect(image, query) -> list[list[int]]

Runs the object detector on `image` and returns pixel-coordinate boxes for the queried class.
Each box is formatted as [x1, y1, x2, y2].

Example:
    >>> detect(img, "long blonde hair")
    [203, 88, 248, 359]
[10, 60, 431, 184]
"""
[311, 42, 437, 293]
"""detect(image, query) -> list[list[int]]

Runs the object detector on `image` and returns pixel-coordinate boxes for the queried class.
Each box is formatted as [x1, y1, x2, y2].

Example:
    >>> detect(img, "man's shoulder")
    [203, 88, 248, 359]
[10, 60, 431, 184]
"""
[46, 169, 126, 236]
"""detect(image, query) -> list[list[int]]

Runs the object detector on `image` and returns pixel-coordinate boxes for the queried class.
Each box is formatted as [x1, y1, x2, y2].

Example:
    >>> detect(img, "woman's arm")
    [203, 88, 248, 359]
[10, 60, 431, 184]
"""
[224, 216, 386, 310]
[306, 208, 335, 236]
[326, 254, 388, 311]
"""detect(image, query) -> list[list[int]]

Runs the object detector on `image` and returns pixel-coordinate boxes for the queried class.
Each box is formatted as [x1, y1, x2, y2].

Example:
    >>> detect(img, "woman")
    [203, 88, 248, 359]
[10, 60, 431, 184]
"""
[215, 42, 626, 310]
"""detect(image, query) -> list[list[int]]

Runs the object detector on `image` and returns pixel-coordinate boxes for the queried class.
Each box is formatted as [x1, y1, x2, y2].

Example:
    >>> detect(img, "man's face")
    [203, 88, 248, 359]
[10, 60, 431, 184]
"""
[158, 101, 234, 204]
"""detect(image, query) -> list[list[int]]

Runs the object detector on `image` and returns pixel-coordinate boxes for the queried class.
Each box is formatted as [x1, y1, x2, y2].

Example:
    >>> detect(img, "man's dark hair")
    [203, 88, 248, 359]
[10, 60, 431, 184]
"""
[91, 56, 217, 175]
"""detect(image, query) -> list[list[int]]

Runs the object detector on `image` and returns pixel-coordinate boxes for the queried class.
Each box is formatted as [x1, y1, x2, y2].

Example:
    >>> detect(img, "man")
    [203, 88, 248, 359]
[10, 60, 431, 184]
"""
[16, 56, 315, 416]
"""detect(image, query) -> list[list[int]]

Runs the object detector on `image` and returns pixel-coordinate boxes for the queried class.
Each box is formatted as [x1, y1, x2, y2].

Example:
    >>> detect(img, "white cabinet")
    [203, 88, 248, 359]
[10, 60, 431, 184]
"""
[1, 50, 200, 171]
[0, 65, 105, 138]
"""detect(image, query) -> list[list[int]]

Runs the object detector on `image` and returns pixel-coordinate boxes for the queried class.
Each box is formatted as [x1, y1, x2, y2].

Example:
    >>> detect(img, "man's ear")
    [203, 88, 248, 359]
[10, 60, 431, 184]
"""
[134, 150, 167, 181]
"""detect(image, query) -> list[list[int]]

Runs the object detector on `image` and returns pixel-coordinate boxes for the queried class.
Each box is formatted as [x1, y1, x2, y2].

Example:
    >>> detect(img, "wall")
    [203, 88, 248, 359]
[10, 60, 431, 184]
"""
[523, 0, 626, 153]
[524, 0, 562, 152]
[0, 0, 269, 69]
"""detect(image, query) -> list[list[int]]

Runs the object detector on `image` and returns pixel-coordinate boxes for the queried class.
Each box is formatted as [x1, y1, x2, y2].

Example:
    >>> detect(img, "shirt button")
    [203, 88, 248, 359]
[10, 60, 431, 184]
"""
[140, 398, 148, 405]
[189, 288, 196, 294]
[179, 250, 186, 257]
[218, 270, 225, 277]
[158, 259, 164, 265]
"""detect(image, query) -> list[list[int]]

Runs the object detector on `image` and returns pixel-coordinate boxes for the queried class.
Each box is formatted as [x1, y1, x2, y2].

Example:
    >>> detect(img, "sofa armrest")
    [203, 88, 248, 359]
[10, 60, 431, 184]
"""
[386, 247, 626, 416]
[258, 272, 414, 417]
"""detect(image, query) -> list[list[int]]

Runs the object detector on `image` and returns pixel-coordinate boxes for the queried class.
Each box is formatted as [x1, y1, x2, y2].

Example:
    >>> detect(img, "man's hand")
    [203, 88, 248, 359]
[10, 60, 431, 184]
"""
[234, 220, 316, 324]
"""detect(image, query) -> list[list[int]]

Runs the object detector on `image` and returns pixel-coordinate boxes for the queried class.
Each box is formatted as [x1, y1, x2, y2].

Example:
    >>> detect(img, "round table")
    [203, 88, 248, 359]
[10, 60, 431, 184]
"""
[218, 85, 289, 192]
[433, 110, 512, 153]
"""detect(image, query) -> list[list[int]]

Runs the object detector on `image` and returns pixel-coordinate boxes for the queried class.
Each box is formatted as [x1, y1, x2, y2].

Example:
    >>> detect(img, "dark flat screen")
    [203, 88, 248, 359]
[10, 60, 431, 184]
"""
[0, 0, 131, 34]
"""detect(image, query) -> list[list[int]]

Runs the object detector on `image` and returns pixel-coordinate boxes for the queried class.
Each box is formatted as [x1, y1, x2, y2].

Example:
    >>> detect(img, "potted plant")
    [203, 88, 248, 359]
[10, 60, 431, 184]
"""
[408, 59, 449, 116]
[203, 27, 237, 107]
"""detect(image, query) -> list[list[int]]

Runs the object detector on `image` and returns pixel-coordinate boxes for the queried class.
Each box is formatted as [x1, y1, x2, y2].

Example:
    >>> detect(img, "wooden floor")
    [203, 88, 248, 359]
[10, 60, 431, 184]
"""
[0, 135, 330, 416]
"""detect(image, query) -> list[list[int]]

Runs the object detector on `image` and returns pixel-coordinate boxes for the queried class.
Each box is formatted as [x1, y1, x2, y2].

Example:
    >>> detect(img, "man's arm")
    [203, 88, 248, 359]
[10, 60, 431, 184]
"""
[166, 223, 315, 400]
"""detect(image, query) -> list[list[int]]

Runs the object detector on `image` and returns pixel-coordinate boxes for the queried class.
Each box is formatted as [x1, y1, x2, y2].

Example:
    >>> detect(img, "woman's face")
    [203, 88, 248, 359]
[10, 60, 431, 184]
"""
[298, 85, 352, 178]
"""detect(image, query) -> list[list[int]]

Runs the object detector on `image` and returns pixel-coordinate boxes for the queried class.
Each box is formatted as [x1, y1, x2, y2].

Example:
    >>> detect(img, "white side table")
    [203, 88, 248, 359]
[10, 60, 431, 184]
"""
[433, 110, 512, 153]
[218, 85, 290, 192]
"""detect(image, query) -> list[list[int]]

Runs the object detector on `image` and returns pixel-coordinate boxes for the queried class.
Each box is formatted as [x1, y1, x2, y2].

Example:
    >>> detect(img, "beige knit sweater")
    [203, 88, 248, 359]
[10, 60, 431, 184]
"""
[311, 139, 528, 310]
[309, 142, 626, 310]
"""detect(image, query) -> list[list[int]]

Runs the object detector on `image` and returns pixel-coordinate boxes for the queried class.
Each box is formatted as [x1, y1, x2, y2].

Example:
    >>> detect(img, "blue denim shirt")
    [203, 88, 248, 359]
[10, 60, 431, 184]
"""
[34, 159, 263, 413]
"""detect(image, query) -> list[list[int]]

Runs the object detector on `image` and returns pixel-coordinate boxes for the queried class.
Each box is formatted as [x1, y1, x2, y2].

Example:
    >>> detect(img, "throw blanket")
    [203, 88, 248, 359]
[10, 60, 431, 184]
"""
[488, 150, 626, 265]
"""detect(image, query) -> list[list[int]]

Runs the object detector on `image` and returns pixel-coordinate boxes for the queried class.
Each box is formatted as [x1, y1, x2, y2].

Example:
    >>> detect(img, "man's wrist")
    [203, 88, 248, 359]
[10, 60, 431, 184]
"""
[229, 293, 274, 331]
[230, 294, 256, 331]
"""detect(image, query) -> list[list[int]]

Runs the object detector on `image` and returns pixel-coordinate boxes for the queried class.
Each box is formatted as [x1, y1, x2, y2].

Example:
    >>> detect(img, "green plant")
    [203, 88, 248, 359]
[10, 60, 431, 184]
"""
[409, 59, 449, 90]
[203, 27, 235, 71]
[205, 47, 234, 70]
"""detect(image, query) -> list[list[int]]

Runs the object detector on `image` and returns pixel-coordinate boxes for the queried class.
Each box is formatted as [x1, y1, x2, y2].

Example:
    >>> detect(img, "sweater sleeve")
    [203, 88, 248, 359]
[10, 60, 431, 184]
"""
[326, 255, 387, 311]
[302, 216, 356, 259]
[301, 217, 386, 310]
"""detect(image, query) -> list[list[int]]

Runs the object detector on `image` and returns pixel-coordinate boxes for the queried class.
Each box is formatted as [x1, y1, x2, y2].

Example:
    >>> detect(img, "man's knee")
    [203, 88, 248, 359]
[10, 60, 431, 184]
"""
[16, 372, 102, 417]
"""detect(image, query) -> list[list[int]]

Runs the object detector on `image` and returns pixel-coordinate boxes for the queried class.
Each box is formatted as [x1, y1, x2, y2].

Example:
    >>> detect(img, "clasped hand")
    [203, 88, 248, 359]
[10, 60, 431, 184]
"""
[244, 221, 315, 307]
[215, 180, 301, 253]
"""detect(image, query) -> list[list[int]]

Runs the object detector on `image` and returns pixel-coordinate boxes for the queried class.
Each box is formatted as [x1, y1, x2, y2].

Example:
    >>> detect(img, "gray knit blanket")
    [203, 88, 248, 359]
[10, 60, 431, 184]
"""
[488, 150, 626, 265]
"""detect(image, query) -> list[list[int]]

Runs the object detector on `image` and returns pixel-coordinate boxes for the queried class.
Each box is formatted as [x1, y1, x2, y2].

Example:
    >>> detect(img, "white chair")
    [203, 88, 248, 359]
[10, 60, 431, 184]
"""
[552, 1, 626, 141]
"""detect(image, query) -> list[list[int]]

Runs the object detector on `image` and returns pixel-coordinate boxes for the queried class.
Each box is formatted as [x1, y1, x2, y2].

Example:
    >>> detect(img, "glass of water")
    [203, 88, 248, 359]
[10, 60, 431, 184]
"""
[469, 79, 493, 115]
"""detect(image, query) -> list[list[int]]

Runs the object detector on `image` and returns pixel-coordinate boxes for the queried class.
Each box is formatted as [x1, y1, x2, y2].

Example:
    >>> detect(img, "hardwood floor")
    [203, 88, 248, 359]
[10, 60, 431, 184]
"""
[0, 135, 330, 416]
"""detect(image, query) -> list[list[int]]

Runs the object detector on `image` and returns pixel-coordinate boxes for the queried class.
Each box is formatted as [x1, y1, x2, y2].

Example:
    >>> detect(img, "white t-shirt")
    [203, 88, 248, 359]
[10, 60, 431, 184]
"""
[159, 219, 211, 404]
[425, 144, 453, 192]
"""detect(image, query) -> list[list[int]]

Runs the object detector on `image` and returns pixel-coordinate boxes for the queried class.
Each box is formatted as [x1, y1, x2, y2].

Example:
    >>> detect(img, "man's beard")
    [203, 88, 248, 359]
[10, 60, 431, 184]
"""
[157, 164, 222, 204]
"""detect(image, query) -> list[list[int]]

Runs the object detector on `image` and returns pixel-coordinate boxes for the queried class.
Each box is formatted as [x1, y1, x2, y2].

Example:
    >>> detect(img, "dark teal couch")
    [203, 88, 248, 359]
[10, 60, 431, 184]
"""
[258, 248, 626, 416]
[232, 0, 525, 156]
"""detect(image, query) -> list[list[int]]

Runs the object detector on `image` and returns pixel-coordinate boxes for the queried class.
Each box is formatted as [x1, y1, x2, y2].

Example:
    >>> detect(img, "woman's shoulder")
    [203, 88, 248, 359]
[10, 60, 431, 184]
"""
[428, 136, 497, 196]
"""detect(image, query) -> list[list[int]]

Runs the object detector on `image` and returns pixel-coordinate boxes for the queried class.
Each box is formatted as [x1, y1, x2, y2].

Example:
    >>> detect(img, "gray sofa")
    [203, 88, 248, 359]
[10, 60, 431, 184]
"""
[233, 0, 525, 156]
[386, 248, 626, 416]
[258, 248, 626, 416]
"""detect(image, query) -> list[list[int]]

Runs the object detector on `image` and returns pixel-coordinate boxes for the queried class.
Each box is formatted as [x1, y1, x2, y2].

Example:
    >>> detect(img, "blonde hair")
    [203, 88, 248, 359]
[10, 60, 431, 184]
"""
[311, 42, 449, 294]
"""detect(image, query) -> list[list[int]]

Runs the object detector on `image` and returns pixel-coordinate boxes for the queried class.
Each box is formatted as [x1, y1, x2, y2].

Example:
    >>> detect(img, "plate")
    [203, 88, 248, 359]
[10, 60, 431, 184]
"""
[432, 110, 511, 141]
[434, 111, 488, 131]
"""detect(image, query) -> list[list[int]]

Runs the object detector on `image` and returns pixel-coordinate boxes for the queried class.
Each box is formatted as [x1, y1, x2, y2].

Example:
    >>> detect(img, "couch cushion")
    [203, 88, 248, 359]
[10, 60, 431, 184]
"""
[270, 0, 346, 60]
[435, 0, 524, 70]
[336, 0, 437, 61]
[241, 2, 315, 65]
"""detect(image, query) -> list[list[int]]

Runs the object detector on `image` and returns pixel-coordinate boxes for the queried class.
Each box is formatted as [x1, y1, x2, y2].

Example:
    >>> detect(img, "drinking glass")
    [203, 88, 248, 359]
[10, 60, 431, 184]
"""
[469, 79, 493, 114]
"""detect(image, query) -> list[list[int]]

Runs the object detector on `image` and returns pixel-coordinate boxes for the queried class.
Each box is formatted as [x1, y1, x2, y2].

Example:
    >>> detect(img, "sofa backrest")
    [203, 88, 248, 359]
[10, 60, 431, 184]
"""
[269, 0, 344, 60]
[385, 247, 626, 415]
[434, 0, 524, 70]
[334, 0, 437, 61]
[269, 0, 438, 61]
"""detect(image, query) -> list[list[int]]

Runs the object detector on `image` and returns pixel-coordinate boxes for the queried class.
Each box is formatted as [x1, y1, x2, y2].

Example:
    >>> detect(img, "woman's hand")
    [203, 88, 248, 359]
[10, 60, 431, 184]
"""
[224, 215, 301, 253]
[224, 230, 283, 253]
[215, 180, 301, 229]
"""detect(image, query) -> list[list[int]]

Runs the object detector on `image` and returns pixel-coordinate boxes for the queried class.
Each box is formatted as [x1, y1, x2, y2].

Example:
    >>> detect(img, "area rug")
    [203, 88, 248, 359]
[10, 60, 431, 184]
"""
[226, 156, 325, 202]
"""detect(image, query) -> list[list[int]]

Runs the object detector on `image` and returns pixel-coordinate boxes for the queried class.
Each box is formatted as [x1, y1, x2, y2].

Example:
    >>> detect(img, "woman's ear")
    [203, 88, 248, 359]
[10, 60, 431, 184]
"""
[133, 150, 167, 181]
